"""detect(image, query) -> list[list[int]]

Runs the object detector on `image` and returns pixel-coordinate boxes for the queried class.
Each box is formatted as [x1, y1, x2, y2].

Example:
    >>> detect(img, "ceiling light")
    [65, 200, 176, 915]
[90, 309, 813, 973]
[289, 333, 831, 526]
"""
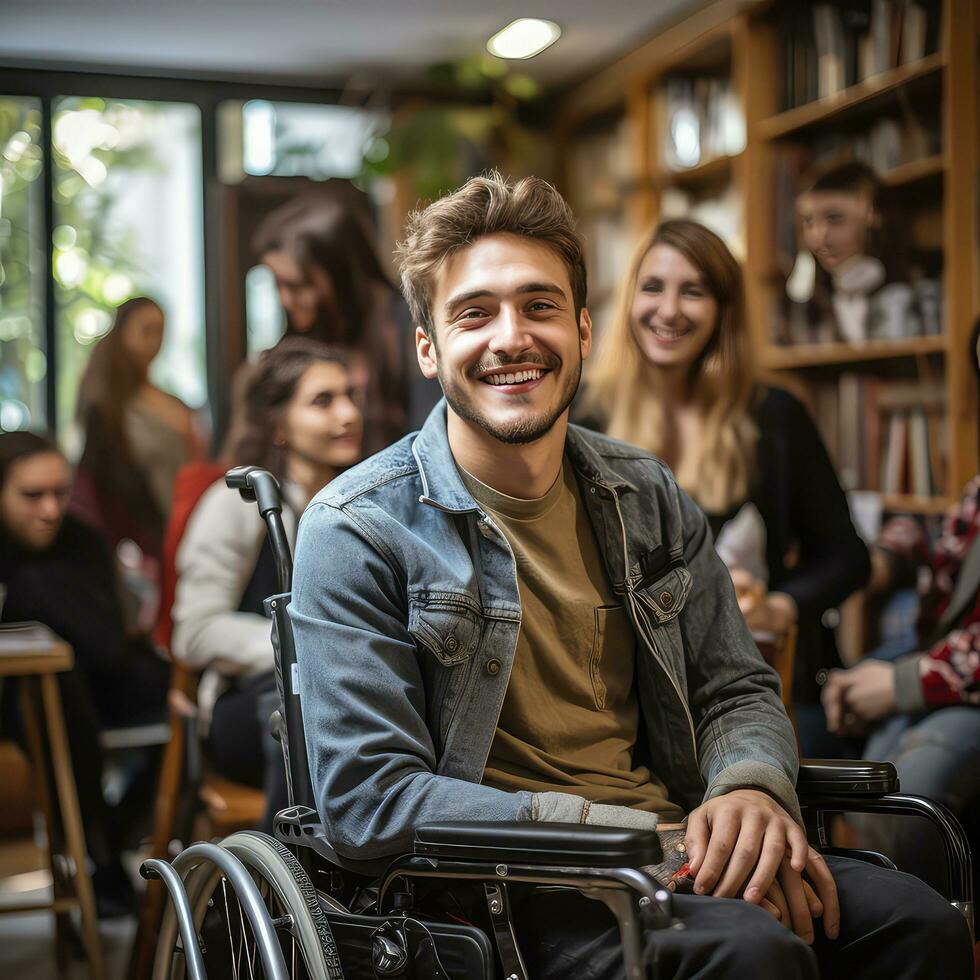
[487, 19, 561, 60]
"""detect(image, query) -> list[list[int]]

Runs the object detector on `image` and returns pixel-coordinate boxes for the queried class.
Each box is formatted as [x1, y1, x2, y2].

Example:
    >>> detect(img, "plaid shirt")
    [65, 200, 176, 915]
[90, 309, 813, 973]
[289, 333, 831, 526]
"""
[883, 477, 980, 707]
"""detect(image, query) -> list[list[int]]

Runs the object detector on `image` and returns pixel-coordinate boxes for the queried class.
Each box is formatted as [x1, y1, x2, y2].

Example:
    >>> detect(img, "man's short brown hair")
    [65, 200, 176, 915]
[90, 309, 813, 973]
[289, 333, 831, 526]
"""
[395, 172, 587, 334]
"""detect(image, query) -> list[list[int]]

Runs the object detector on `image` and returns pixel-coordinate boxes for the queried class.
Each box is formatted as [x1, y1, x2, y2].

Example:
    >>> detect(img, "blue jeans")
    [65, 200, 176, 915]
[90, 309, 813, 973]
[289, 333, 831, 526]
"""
[861, 706, 980, 893]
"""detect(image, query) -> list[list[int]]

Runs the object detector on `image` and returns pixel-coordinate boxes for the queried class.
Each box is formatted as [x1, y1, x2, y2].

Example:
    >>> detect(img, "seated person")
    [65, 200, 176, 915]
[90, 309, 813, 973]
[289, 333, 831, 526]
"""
[171, 338, 362, 832]
[0, 430, 169, 915]
[577, 218, 870, 756]
[289, 174, 971, 979]
[821, 321, 980, 895]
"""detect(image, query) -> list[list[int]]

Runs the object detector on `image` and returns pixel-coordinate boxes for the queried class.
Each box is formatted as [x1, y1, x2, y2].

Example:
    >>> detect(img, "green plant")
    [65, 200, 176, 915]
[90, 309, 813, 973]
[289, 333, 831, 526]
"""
[360, 54, 544, 202]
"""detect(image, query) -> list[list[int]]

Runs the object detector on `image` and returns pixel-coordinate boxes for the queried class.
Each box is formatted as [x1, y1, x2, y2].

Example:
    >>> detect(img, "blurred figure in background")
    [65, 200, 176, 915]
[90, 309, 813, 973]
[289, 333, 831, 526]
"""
[171, 338, 362, 831]
[580, 219, 870, 757]
[72, 296, 205, 631]
[822, 320, 980, 892]
[0, 431, 169, 915]
[253, 193, 431, 453]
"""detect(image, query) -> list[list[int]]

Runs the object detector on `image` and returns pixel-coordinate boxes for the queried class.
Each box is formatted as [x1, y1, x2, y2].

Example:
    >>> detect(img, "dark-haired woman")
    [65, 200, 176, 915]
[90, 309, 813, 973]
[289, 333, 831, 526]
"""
[72, 297, 205, 626]
[253, 193, 438, 450]
[0, 431, 169, 914]
[171, 338, 362, 830]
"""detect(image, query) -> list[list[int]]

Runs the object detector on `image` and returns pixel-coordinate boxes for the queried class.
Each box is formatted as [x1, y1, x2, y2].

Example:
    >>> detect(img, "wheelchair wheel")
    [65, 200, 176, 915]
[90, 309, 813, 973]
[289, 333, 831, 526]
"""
[154, 830, 343, 980]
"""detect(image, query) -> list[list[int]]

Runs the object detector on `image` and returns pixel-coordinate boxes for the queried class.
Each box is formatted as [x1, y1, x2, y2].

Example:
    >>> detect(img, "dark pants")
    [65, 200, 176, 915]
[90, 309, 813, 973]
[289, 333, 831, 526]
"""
[207, 670, 288, 833]
[511, 855, 972, 979]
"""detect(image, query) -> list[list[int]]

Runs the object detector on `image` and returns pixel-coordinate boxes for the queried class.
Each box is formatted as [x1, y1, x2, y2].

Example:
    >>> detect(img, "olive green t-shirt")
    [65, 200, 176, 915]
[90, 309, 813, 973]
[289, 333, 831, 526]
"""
[461, 460, 682, 817]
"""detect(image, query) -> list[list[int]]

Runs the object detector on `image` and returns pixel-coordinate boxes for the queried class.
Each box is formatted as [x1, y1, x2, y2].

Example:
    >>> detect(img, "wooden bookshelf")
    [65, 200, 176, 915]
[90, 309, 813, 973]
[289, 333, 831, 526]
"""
[555, 0, 977, 519]
[763, 336, 947, 370]
[655, 152, 738, 190]
[757, 53, 945, 141]
[880, 494, 954, 516]
[880, 154, 945, 188]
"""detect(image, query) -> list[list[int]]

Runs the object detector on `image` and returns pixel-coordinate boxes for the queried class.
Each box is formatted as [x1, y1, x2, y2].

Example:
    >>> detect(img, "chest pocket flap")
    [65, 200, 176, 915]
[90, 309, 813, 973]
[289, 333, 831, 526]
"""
[408, 595, 483, 666]
[634, 566, 694, 625]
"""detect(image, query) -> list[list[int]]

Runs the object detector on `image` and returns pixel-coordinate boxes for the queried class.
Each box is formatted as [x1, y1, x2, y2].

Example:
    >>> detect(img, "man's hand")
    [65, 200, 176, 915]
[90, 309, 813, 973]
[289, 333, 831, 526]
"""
[822, 660, 898, 733]
[685, 789, 808, 903]
[760, 850, 840, 943]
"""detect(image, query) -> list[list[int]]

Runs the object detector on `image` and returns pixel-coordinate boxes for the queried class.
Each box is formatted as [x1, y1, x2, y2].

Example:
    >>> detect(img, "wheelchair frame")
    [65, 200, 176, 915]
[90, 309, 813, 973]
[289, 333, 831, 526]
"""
[144, 465, 974, 980]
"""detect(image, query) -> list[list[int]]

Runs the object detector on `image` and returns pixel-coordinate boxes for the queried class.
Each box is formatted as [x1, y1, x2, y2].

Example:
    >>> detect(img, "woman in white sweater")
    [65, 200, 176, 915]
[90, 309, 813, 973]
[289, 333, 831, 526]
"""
[172, 338, 362, 829]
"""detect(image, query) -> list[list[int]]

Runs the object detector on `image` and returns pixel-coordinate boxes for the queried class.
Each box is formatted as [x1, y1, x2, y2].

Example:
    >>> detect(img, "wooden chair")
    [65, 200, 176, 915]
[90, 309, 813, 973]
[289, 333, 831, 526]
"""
[127, 661, 265, 980]
[0, 624, 105, 979]
[128, 460, 267, 978]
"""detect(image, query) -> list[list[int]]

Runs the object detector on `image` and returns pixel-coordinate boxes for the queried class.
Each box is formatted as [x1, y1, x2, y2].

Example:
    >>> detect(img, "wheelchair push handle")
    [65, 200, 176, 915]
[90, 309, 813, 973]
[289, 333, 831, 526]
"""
[225, 466, 293, 593]
[226, 465, 283, 515]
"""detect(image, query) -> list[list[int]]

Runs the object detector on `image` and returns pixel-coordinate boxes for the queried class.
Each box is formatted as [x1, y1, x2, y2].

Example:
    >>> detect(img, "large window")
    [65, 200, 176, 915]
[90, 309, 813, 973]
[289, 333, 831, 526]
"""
[51, 97, 206, 438]
[0, 97, 45, 431]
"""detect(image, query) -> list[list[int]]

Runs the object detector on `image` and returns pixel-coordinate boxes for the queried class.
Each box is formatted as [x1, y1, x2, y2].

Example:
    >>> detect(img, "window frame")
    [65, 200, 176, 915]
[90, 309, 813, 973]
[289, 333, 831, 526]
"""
[0, 66, 351, 441]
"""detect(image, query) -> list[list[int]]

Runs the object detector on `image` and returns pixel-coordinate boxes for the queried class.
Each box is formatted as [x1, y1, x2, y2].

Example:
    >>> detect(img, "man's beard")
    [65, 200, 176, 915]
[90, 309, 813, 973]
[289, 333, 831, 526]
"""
[438, 353, 582, 445]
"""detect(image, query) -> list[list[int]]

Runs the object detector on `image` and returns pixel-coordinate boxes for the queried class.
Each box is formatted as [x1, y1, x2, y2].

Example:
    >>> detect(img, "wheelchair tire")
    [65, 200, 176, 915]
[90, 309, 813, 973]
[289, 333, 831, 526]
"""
[153, 830, 343, 980]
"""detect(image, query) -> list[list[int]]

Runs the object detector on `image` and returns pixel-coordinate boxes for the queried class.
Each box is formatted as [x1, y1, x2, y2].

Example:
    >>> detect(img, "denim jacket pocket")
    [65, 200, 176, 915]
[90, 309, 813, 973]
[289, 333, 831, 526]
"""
[408, 594, 483, 666]
[634, 566, 693, 625]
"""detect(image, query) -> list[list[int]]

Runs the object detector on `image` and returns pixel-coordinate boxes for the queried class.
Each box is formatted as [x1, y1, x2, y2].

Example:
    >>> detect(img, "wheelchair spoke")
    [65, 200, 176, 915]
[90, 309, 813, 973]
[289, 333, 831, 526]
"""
[221, 878, 240, 980]
[238, 891, 255, 980]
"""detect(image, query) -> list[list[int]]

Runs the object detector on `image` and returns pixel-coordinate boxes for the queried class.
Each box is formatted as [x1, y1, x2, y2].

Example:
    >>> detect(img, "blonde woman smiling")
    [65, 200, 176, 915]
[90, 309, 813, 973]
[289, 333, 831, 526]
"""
[580, 219, 870, 756]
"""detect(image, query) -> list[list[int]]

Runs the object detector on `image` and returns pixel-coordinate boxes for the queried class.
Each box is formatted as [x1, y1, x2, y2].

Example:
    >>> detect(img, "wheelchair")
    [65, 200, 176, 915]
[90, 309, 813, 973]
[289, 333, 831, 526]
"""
[144, 465, 974, 980]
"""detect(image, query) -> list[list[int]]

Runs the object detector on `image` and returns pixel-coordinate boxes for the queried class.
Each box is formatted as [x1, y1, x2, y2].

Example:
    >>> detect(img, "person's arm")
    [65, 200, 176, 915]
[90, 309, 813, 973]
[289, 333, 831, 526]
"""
[669, 481, 839, 940]
[170, 482, 273, 676]
[289, 501, 533, 863]
[770, 391, 871, 619]
[674, 482, 801, 821]
[894, 625, 980, 713]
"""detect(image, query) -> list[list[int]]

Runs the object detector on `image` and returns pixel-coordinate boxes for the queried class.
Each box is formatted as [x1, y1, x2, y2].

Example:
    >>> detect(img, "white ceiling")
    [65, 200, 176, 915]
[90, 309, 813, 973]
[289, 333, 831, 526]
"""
[1, 0, 702, 89]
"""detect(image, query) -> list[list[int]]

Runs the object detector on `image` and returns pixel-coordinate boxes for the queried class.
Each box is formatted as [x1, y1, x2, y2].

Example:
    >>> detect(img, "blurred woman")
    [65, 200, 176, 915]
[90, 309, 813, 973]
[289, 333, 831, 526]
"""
[0, 431, 169, 914]
[581, 219, 870, 755]
[171, 338, 362, 830]
[72, 297, 204, 627]
[253, 192, 436, 449]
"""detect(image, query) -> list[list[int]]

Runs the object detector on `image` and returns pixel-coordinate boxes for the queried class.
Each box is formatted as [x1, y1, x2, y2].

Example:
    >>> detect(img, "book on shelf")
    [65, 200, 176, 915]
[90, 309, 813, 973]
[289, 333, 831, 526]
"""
[776, 0, 942, 111]
[811, 375, 946, 502]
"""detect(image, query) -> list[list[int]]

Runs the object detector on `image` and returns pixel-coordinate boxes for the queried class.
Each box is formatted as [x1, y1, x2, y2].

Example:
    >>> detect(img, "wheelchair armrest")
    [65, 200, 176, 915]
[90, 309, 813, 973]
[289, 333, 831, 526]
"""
[797, 759, 899, 796]
[413, 821, 662, 868]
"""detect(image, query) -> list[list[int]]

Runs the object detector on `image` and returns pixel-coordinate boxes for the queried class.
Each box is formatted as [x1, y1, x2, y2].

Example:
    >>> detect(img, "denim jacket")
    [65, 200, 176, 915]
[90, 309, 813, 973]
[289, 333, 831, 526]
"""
[290, 402, 801, 869]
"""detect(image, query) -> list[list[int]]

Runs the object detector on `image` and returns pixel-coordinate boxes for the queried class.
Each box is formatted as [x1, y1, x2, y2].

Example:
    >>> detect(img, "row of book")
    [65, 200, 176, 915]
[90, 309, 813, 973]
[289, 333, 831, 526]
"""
[777, 1, 942, 111]
[814, 375, 946, 496]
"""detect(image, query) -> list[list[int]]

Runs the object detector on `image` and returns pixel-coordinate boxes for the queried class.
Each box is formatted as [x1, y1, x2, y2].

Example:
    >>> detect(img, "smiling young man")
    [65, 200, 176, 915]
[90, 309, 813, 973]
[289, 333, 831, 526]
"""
[289, 174, 971, 979]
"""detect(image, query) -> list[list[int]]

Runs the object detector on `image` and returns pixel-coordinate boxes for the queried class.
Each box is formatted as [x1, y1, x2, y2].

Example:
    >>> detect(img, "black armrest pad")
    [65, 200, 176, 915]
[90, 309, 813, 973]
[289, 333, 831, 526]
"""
[414, 821, 662, 868]
[797, 759, 899, 796]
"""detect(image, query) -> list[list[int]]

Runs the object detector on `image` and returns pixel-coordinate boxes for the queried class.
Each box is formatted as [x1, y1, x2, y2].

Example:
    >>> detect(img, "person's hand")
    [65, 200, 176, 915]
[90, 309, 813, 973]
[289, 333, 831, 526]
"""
[759, 850, 840, 944]
[822, 660, 897, 733]
[742, 591, 798, 635]
[730, 568, 766, 615]
[684, 789, 808, 904]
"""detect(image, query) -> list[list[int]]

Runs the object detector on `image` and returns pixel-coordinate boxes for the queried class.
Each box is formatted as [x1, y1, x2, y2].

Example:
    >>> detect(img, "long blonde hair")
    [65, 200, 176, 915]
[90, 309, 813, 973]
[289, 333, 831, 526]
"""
[583, 219, 757, 513]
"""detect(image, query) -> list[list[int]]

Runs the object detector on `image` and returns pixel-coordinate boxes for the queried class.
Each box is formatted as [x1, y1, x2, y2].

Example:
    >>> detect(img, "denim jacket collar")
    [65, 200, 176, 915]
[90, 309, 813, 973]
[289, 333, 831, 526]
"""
[411, 399, 638, 512]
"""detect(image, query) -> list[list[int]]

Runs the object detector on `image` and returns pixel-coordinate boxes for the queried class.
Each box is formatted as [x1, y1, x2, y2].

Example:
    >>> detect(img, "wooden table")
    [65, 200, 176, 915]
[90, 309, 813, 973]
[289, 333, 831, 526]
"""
[0, 622, 105, 979]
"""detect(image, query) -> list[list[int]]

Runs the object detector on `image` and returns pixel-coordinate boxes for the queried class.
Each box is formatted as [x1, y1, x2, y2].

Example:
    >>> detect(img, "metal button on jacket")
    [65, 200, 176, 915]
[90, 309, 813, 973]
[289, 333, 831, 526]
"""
[660, 590, 674, 609]
[444, 634, 459, 654]
[485, 658, 501, 676]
